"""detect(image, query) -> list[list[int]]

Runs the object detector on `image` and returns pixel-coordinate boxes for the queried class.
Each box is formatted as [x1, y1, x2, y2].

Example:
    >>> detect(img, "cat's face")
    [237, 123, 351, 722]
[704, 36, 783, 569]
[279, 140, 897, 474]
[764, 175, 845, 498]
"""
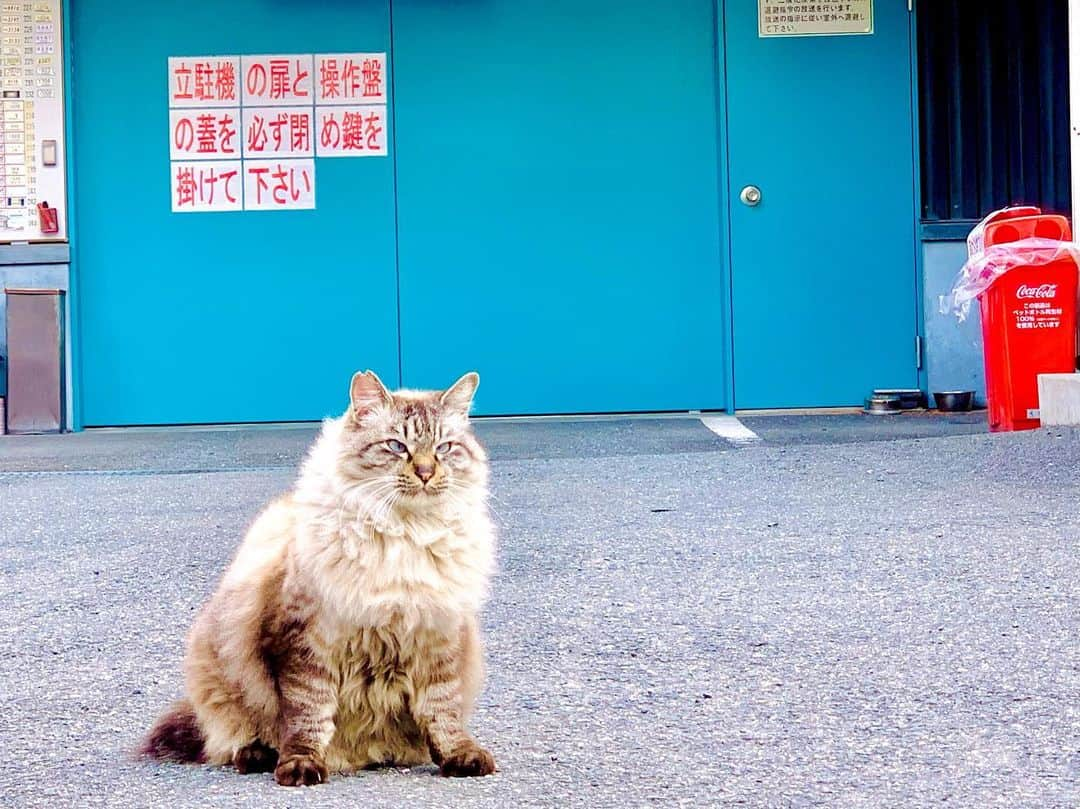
[338, 370, 487, 510]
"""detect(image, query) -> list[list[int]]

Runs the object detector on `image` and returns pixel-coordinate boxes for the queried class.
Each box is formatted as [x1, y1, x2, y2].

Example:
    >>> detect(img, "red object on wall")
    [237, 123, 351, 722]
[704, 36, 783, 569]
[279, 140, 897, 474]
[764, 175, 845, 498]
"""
[975, 210, 1078, 432]
[37, 201, 59, 234]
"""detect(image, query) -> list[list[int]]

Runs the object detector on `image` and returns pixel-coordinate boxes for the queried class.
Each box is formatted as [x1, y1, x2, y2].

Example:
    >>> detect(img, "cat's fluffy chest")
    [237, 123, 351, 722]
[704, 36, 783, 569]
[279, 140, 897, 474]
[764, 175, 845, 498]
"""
[301, 505, 493, 635]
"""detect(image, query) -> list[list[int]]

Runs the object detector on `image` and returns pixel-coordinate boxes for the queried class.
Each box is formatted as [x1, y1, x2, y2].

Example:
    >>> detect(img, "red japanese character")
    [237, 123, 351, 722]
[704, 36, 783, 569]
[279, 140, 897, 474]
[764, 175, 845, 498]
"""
[218, 114, 237, 154]
[320, 112, 341, 149]
[195, 114, 217, 153]
[272, 163, 292, 204]
[175, 166, 196, 207]
[269, 59, 290, 100]
[173, 62, 193, 101]
[362, 58, 382, 98]
[364, 112, 383, 150]
[319, 58, 340, 100]
[216, 61, 237, 101]
[174, 117, 195, 152]
[220, 169, 239, 203]
[341, 59, 362, 98]
[246, 62, 268, 98]
[268, 112, 288, 151]
[341, 111, 365, 151]
[247, 114, 268, 153]
[290, 113, 310, 152]
[249, 165, 271, 205]
[196, 166, 239, 206]
[292, 58, 310, 97]
[198, 166, 218, 203]
[194, 62, 215, 101]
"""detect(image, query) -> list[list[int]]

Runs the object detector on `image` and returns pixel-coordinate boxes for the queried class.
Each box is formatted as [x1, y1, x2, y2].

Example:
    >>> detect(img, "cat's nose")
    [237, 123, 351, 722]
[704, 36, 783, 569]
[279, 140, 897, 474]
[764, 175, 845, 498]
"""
[414, 463, 435, 483]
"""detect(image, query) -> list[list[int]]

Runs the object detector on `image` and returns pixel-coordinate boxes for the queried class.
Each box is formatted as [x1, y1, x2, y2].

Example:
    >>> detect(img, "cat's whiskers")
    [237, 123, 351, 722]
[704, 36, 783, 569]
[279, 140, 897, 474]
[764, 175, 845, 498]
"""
[441, 481, 503, 527]
[337, 477, 404, 529]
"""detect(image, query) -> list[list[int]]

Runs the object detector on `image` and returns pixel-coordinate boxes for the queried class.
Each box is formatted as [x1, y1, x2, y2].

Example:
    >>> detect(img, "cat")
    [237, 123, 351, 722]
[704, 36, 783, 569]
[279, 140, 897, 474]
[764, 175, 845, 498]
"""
[140, 370, 497, 785]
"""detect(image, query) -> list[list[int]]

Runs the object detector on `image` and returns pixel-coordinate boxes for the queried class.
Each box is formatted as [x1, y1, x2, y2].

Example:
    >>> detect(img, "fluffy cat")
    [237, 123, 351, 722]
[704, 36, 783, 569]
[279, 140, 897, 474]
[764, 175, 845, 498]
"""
[141, 370, 497, 785]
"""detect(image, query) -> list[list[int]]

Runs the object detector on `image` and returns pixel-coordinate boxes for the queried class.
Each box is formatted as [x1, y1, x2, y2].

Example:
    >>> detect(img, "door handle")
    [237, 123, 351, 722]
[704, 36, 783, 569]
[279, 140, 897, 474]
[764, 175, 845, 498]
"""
[740, 185, 762, 207]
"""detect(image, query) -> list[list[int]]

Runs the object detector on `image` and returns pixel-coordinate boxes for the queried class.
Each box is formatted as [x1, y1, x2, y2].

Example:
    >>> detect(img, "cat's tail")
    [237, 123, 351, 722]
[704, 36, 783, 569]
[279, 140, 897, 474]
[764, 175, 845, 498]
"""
[139, 699, 205, 763]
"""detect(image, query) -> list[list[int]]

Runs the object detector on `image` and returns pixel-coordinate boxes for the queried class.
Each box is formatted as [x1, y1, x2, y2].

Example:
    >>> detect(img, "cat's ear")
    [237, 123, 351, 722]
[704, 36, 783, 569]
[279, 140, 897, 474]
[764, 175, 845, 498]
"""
[440, 372, 480, 416]
[349, 370, 392, 420]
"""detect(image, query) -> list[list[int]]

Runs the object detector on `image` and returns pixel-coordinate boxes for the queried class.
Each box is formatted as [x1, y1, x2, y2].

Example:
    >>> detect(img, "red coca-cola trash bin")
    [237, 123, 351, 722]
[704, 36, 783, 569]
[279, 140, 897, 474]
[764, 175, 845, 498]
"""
[955, 207, 1079, 432]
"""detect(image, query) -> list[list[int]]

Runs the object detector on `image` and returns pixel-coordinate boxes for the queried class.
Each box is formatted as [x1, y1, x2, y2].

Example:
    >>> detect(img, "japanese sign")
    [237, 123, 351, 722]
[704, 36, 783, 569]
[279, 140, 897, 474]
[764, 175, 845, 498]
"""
[243, 159, 315, 210]
[0, 0, 66, 241]
[169, 108, 239, 160]
[172, 160, 242, 213]
[758, 1, 873, 37]
[242, 107, 313, 158]
[168, 56, 239, 107]
[168, 51, 387, 213]
[315, 53, 386, 104]
[240, 55, 313, 106]
[316, 105, 386, 157]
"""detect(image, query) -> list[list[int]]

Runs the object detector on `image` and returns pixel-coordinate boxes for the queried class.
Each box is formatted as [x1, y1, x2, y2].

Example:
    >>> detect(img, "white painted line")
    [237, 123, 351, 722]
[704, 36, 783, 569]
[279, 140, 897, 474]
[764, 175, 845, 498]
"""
[700, 415, 761, 445]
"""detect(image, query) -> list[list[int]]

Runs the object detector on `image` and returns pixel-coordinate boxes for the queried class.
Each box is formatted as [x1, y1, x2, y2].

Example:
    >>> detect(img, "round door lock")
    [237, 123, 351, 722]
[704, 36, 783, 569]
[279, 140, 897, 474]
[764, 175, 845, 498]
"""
[740, 185, 762, 207]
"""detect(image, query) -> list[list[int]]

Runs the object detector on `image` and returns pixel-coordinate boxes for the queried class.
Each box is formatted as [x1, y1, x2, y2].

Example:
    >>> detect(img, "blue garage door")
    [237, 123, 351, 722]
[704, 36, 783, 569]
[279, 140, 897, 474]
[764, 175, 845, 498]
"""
[391, 0, 729, 414]
[73, 0, 400, 426]
[75, 0, 728, 424]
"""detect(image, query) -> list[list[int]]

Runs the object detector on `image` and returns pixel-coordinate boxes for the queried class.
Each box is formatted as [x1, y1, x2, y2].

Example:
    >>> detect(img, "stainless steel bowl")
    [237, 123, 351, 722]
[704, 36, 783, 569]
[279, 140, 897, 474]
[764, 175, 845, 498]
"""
[873, 389, 927, 410]
[864, 395, 902, 415]
[933, 391, 974, 412]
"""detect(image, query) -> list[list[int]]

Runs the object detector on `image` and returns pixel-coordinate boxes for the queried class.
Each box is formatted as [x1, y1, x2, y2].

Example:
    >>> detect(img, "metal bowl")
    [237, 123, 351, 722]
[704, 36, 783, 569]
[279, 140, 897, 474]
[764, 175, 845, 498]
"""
[933, 390, 974, 412]
[864, 395, 902, 415]
[873, 388, 927, 410]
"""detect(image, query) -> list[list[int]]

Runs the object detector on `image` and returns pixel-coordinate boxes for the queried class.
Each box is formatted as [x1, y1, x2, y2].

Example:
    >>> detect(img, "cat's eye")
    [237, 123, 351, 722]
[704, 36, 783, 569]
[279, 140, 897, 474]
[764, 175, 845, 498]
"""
[436, 442, 453, 454]
[386, 439, 407, 454]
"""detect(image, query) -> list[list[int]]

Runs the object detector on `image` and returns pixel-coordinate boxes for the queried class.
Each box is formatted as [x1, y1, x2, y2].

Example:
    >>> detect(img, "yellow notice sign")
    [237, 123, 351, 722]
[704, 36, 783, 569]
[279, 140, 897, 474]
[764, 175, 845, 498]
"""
[758, 1, 874, 38]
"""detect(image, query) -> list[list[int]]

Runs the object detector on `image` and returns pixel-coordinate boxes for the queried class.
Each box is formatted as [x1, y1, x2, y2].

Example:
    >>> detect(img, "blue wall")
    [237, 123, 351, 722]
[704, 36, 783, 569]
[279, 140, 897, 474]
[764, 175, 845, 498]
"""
[49, 0, 991, 425]
[72, 0, 400, 426]
[922, 238, 986, 406]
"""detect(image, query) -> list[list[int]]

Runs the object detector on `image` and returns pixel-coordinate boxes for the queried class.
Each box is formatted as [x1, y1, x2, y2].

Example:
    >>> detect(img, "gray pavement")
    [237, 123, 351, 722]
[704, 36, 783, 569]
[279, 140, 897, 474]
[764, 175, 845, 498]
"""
[0, 416, 1078, 807]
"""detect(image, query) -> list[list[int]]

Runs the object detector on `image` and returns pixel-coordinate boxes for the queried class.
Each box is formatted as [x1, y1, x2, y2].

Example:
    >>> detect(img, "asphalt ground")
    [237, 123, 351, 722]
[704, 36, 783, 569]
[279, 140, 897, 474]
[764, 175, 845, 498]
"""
[0, 414, 1076, 808]
[0, 410, 989, 472]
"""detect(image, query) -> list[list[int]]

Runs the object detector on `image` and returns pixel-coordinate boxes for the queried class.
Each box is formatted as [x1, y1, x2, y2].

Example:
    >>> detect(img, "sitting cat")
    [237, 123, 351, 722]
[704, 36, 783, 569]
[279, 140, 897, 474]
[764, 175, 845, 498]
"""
[141, 370, 497, 785]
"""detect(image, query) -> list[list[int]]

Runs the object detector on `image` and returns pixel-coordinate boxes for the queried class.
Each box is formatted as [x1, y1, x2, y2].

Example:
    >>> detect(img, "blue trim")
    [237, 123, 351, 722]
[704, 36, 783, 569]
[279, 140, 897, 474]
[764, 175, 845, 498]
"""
[910, 1, 928, 394]
[62, 0, 80, 430]
[715, 0, 734, 413]
[921, 220, 977, 241]
[0, 244, 69, 264]
[388, 0, 403, 389]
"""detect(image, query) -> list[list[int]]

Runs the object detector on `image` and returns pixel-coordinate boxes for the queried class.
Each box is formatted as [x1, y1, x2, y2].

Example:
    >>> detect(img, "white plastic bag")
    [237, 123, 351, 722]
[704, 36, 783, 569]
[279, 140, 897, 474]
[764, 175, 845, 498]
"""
[941, 237, 1080, 321]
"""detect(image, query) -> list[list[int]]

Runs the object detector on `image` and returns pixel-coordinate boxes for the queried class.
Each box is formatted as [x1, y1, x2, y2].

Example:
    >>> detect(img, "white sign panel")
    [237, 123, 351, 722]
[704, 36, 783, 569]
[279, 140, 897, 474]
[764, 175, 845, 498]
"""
[167, 56, 240, 108]
[243, 158, 315, 210]
[315, 53, 386, 104]
[0, 0, 66, 241]
[171, 160, 242, 212]
[241, 107, 313, 158]
[240, 54, 314, 106]
[169, 108, 240, 160]
[315, 105, 387, 157]
[168, 50, 391, 212]
[759, 1, 873, 37]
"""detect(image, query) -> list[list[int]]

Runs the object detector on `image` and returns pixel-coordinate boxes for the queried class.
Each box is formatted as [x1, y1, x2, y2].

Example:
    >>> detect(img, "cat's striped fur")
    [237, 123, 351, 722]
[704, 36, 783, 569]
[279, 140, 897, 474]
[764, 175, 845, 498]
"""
[141, 371, 496, 785]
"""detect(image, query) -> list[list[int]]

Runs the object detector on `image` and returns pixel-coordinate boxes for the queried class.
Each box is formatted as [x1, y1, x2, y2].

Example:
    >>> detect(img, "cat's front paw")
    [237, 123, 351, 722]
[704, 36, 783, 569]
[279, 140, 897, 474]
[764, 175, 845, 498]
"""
[274, 753, 329, 787]
[439, 744, 496, 777]
[233, 740, 278, 774]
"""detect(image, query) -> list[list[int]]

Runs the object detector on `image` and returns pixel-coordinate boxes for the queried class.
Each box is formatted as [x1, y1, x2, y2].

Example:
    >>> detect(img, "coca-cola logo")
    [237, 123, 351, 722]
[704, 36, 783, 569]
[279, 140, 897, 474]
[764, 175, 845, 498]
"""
[1016, 284, 1058, 299]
